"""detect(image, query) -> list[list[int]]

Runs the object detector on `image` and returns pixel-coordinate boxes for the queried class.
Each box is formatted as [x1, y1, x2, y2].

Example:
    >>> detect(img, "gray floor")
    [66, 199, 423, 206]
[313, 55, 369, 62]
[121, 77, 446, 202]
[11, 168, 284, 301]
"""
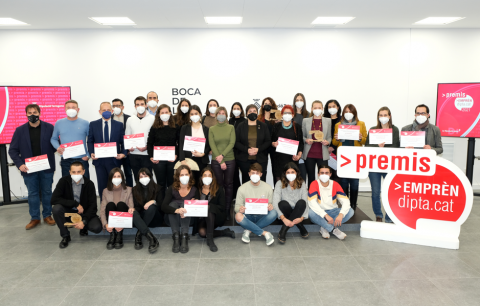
[1, 194, 480, 306]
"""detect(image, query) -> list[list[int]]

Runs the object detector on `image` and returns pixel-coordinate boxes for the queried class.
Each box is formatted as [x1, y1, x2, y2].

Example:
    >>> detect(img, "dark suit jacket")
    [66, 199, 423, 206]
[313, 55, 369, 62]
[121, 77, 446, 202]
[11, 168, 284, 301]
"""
[234, 120, 271, 163]
[87, 118, 127, 167]
[8, 121, 56, 177]
[179, 124, 211, 165]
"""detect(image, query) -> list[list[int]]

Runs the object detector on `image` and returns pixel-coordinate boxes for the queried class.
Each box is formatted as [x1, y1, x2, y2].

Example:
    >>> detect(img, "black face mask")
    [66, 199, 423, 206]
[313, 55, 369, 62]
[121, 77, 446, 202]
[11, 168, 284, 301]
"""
[28, 115, 39, 123]
[247, 113, 258, 121]
[263, 105, 272, 112]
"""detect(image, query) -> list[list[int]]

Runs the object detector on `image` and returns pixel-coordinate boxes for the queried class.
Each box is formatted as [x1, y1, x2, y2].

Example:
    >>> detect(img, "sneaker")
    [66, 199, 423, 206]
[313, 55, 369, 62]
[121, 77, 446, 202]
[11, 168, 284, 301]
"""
[264, 232, 274, 246]
[319, 227, 330, 239]
[241, 230, 251, 243]
[332, 228, 347, 240]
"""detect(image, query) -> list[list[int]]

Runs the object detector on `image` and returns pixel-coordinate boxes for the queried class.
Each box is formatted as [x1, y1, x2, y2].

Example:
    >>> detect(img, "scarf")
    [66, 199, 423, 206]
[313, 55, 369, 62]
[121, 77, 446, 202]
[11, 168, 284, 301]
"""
[412, 119, 429, 131]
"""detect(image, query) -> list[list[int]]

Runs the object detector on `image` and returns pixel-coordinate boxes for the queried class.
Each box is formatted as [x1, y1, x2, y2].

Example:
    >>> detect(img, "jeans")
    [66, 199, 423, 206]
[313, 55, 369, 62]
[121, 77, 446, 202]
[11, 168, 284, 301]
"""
[298, 161, 307, 183]
[305, 158, 328, 189]
[340, 178, 359, 196]
[236, 159, 267, 184]
[129, 154, 152, 183]
[308, 207, 354, 232]
[152, 160, 175, 195]
[211, 160, 236, 213]
[60, 158, 90, 179]
[23, 171, 54, 220]
[52, 205, 102, 238]
[237, 210, 278, 236]
[368, 172, 392, 222]
[121, 155, 133, 187]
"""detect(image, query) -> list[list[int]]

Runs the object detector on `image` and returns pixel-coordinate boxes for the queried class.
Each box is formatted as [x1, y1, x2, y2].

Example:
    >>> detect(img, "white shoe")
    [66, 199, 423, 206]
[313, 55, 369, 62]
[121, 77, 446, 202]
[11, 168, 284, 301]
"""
[264, 232, 274, 246]
[332, 228, 347, 240]
[319, 227, 330, 239]
[242, 230, 251, 243]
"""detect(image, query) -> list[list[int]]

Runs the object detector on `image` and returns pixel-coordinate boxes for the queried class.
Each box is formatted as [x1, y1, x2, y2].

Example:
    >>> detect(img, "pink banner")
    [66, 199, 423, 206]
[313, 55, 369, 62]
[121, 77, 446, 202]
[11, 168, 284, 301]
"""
[154, 146, 175, 151]
[339, 125, 360, 130]
[25, 154, 48, 162]
[124, 133, 144, 139]
[185, 200, 208, 206]
[278, 137, 299, 145]
[185, 136, 206, 143]
[245, 198, 269, 204]
[401, 131, 425, 137]
[369, 129, 392, 134]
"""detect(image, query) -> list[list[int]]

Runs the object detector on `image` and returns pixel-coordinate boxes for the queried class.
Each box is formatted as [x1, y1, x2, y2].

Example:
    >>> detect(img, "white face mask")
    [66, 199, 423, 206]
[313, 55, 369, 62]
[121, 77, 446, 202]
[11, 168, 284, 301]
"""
[139, 177, 150, 186]
[283, 114, 293, 122]
[112, 178, 122, 186]
[202, 177, 213, 185]
[250, 174, 261, 183]
[113, 107, 122, 115]
[71, 174, 82, 182]
[66, 109, 78, 118]
[190, 115, 200, 123]
[209, 106, 217, 114]
[319, 174, 330, 183]
[232, 110, 241, 117]
[313, 109, 323, 117]
[416, 115, 428, 124]
[379, 117, 390, 125]
[180, 176, 190, 185]
[160, 114, 171, 122]
[136, 106, 146, 115]
[180, 106, 189, 114]
[328, 108, 338, 115]
[286, 173, 296, 182]
[148, 100, 158, 108]
[344, 113, 354, 121]
[295, 101, 304, 109]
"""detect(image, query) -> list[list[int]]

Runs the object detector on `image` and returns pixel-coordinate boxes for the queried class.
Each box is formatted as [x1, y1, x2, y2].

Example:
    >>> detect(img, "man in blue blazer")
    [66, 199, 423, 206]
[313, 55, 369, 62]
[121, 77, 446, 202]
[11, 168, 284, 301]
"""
[9, 104, 57, 230]
[87, 102, 127, 197]
[112, 98, 133, 187]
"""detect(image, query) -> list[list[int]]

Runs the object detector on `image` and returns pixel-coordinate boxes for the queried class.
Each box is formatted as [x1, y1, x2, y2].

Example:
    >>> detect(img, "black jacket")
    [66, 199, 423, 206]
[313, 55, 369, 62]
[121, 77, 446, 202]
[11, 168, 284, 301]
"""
[234, 120, 272, 163]
[147, 124, 180, 157]
[132, 183, 165, 213]
[179, 124, 211, 165]
[51, 176, 98, 223]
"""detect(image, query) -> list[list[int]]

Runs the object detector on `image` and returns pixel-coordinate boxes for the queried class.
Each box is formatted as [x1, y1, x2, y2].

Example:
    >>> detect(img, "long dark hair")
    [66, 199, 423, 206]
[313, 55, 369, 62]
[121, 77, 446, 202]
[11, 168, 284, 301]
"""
[197, 166, 219, 197]
[293, 93, 309, 118]
[189, 105, 203, 125]
[107, 167, 127, 191]
[324, 99, 342, 119]
[175, 98, 191, 126]
[281, 162, 304, 189]
[375, 106, 393, 129]
[153, 104, 176, 128]
[205, 99, 219, 116]
[229, 102, 245, 119]
[342, 104, 359, 122]
[132, 168, 157, 204]
[258, 97, 278, 122]
[173, 165, 195, 190]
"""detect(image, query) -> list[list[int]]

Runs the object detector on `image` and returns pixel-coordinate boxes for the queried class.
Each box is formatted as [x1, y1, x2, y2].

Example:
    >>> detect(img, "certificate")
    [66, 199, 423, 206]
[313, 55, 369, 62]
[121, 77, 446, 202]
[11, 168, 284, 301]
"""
[108, 211, 133, 228]
[94, 142, 118, 158]
[328, 153, 337, 170]
[368, 129, 393, 145]
[184, 200, 208, 217]
[276, 137, 299, 155]
[61, 140, 86, 159]
[401, 131, 426, 147]
[338, 125, 361, 141]
[124, 133, 145, 149]
[25, 154, 50, 174]
[154, 146, 175, 161]
[183, 136, 206, 153]
[245, 198, 268, 215]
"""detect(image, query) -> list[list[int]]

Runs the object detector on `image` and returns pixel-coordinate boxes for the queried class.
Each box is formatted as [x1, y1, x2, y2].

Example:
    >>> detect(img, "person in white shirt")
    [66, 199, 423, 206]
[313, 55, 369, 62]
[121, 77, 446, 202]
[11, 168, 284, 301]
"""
[146, 91, 159, 116]
[125, 96, 155, 183]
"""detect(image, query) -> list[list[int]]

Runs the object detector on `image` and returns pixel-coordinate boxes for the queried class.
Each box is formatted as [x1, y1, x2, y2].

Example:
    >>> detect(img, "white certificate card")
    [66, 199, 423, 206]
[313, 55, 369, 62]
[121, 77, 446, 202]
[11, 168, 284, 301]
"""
[276, 137, 299, 156]
[108, 211, 133, 228]
[338, 125, 361, 141]
[368, 129, 393, 145]
[245, 198, 268, 215]
[124, 133, 145, 149]
[25, 154, 51, 173]
[184, 200, 208, 217]
[183, 136, 206, 153]
[94, 142, 118, 158]
[154, 146, 175, 161]
[400, 131, 426, 147]
[61, 140, 86, 159]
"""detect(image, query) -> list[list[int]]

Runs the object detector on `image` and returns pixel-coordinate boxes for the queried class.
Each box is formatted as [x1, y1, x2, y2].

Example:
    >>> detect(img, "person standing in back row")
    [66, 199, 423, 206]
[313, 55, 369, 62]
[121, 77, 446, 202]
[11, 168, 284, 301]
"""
[112, 98, 133, 187]
[202, 99, 219, 128]
[293, 93, 310, 182]
[146, 91, 159, 116]
[401, 104, 443, 154]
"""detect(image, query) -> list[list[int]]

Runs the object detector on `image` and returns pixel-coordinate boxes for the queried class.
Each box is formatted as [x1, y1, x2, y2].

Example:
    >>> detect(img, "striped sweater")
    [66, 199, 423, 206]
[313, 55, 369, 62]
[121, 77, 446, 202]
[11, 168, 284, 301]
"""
[308, 180, 350, 218]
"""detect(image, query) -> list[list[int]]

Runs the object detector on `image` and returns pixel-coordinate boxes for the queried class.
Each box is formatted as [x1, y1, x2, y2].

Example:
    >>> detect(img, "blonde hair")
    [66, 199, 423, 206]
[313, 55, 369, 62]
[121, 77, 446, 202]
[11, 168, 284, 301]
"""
[309, 100, 323, 117]
[214, 106, 229, 118]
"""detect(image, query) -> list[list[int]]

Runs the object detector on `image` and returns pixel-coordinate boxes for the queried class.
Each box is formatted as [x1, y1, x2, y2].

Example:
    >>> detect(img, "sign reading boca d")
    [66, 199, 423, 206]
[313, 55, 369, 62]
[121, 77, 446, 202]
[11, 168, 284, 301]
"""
[337, 146, 473, 249]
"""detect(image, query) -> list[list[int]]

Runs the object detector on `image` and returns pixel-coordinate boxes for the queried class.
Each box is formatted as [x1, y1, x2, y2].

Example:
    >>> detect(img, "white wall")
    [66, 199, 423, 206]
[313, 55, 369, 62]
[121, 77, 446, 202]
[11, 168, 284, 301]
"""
[0, 28, 479, 197]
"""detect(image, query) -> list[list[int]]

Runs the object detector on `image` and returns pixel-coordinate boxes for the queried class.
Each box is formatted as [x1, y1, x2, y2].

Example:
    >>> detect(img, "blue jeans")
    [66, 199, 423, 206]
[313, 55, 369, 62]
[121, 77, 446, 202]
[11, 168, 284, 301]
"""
[23, 171, 54, 220]
[368, 172, 392, 222]
[237, 210, 278, 236]
[60, 158, 90, 179]
[340, 178, 359, 194]
[308, 207, 354, 232]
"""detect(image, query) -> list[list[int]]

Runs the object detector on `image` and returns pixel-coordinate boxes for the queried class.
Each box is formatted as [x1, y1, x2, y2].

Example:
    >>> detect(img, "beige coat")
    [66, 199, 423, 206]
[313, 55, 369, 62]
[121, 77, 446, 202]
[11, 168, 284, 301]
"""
[100, 186, 134, 228]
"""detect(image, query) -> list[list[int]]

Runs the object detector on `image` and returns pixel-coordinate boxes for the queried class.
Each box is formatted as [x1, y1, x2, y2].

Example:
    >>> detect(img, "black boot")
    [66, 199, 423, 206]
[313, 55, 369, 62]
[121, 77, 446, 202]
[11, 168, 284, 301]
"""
[79, 228, 88, 236]
[206, 234, 218, 252]
[114, 230, 124, 249]
[59, 236, 71, 249]
[134, 230, 143, 250]
[296, 223, 309, 239]
[180, 233, 190, 254]
[222, 228, 236, 238]
[145, 231, 159, 254]
[172, 232, 180, 253]
[350, 190, 358, 211]
[107, 230, 116, 250]
[278, 225, 289, 244]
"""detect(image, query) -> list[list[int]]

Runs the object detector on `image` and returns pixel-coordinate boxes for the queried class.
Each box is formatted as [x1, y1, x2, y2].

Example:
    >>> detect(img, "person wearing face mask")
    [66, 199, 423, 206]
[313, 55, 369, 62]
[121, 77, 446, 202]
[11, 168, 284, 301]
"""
[174, 98, 192, 127]
[112, 98, 133, 187]
[366, 107, 400, 223]
[87, 102, 127, 198]
[161, 165, 200, 253]
[125, 96, 155, 183]
[202, 99, 219, 128]
[99, 168, 134, 250]
[9, 104, 57, 229]
[258, 97, 279, 179]
[271, 105, 304, 183]
[209, 106, 236, 220]
[235, 104, 271, 184]
[51, 100, 90, 179]
[332, 104, 367, 210]
[323, 99, 342, 183]
[302, 100, 332, 188]
[308, 165, 354, 240]
[146, 91, 159, 116]
[401, 104, 443, 154]
[51, 162, 102, 248]
[147, 104, 180, 198]
[273, 162, 309, 244]
[292, 93, 310, 181]
[130, 168, 162, 253]
[228, 102, 246, 199]
[235, 163, 277, 246]
[196, 167, 236, 252]
[179, 105, 210, 184]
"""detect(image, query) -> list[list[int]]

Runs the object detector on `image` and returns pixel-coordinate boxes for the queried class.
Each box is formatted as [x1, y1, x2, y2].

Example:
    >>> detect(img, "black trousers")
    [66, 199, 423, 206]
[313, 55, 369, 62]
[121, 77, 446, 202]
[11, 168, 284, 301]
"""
[197, 211, 225, 238]
[278, 200, 307, 221]
[152, 161, 175, 196]
[52, 204, 102, 238]
[129, 154, 153, 183]
[236, 159, 267, 184]
[132, 205, 162, 235]
[191, 158, 207, 187]
[105, 202, 129, 224]
[305, 158, 328, 188]
[211, 160, 236, 212]
[121, 155, 133, 187]
[168, 201, 191, 234]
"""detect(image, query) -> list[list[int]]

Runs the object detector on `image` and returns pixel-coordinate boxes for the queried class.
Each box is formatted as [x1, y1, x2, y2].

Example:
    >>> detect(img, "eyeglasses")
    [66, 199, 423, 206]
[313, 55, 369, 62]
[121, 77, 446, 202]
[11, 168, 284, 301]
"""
[416, 112, 427, 115]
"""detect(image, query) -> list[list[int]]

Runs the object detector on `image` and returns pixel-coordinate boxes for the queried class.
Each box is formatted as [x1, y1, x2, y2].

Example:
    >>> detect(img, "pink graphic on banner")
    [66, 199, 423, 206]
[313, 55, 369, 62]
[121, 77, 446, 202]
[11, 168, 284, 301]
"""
[245, 198, 269, 204]
[26, 154, 48, 162]
[95, 142, 116, 148]
[185, 136, 206, 143]
[278, 137, 299, 145]
[401, 131, 425, 137]
[61, 140, 83, 148]
[124, 133, 144, 139]
[185, 200, 208, 206]
[370, 129, 392, 134]
[154, 146, 175, 151]
[109, 212, 133, 218]
[339, 125, 360, 130]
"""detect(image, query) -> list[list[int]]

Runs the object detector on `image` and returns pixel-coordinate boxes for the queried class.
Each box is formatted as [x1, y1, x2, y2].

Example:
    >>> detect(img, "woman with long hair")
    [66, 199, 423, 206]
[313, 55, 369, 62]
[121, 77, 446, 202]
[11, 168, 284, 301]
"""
[202, 99, 219, 128]
[174, 98, 192, 127]
[229, 102, 247, 199]
[258, 97, 278, 181]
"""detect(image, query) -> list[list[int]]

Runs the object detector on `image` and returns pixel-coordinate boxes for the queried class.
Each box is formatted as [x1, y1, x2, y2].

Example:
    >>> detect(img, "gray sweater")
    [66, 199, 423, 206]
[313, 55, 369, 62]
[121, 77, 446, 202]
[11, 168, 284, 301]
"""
[272, 180, 309, 219]
[401, 122, 443, 155]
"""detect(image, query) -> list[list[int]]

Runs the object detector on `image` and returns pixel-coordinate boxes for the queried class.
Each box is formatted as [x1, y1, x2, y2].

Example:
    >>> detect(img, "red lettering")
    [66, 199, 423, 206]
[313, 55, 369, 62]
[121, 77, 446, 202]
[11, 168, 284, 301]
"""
[369, 155, 377, 169]
[419, 157, 430, 172]
[392, 156, 409, 171]
[413, 152, 417, 171]
[378, 155, 388, 170]
[356, 154, 366, 172]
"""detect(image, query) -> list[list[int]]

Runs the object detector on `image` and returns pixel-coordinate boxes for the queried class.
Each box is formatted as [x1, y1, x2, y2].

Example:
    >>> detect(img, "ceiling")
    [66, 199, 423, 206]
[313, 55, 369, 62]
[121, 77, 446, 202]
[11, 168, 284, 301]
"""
[1, 0, 480, 29]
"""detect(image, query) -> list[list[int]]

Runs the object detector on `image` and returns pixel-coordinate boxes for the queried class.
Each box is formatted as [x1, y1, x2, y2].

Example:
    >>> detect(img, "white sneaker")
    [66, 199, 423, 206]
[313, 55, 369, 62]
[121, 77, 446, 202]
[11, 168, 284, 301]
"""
[264, 232, 274, 246]
[319, 227, 330, 239]
[332, 228, 347, 240]
[242, 230, 251, 243]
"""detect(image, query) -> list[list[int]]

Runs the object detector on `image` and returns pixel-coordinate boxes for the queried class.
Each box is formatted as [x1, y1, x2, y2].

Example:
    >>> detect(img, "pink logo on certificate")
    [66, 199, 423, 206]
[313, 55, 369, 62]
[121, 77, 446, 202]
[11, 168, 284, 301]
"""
[61, 140, 83, 148]
[246, 198, 269, 204]
[185, 136, 206, 143]
[95, 142, 116, 148]
[26, 154, 48, 163]
[124, 133, 144, 139]
[109, 211, 132, 217]
[370, 129, 392, 134]
[185, 200, 208, 205]
[401, 131, 425, 136]
[339, 125, 360, 130]
[154, 146, 175, 150]
[278, 137, 299, 145]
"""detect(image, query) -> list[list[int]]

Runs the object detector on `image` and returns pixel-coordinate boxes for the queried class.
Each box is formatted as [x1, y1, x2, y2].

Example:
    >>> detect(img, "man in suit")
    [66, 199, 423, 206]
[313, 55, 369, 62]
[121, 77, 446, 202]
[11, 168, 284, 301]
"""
[9, 104, 57, 229]
[88, 102, 127, 197]
[402, 104, 443, 155]
[112, 98, 133, 187]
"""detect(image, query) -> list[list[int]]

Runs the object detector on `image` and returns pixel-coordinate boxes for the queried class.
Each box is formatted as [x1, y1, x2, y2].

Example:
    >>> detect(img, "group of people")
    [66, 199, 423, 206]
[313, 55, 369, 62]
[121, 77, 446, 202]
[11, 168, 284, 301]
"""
[9, 91, 443, 253]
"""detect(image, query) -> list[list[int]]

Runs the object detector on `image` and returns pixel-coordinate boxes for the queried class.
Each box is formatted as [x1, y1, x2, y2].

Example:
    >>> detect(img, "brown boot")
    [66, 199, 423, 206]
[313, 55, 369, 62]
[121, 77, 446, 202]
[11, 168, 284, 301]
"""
[26, 220, 41, 230]
[44, 216, 56, 226]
